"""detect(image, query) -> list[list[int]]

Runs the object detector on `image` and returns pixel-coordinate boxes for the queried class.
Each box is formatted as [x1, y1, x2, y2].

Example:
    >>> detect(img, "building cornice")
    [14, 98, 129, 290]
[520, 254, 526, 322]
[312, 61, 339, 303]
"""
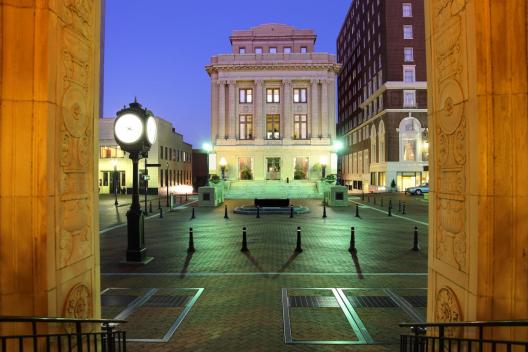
[206, 62, 341, 75]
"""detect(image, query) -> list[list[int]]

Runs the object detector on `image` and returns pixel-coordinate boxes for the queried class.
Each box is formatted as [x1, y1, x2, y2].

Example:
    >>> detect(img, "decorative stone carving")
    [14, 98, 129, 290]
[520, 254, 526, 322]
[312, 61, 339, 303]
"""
[435, 286, 463, 337]
[63, 283, 91, 319]
[438, 80, 464, 135]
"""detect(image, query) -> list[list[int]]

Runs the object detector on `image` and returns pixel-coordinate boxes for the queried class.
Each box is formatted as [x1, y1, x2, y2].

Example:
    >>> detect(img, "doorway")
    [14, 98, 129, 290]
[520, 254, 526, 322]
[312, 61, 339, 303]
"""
[266, 157, 281, 180]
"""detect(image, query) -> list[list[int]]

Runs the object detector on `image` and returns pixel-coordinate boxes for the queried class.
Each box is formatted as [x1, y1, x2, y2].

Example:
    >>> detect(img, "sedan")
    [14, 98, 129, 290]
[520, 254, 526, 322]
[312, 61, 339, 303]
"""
[405, 183, 429, 195]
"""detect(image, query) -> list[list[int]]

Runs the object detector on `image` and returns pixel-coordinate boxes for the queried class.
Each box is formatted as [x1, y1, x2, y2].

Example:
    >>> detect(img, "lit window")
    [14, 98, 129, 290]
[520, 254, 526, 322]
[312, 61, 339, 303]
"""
[266, 115, 280, 139]
[399, 116, 422, 161]
[239, 115, 253, 140]
[404, 47, 414, 62]
[300, 46, 307, 53]
[403, 66, 416, 82]
[402, 3, 413, 17]
[293, 115, 308, 139]
[255, 47, 263, 54]
[403, 90, 416, 107]
[239, 88, 253, 103]
[269, 47, 277, 54]
[239, 47, 246, 54]
[284, 47, 292, 54]
[403, 25, 413, 39]
[266, 88, 280, 103]
[293, 88, 307, 103]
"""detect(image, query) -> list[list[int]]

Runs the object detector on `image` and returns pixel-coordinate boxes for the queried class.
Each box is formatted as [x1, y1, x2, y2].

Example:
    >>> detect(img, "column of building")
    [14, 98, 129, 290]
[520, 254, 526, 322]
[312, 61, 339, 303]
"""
[283, 80, 292, 139]
[311, 79, 320, 138]
[228, 80, 236, 139]
[210, 78, 218, 141]
[321, 79, 329, 138]
[328, 79, 336, 140]
[254, 80, 263, 141]
[217, 80, 226, 139]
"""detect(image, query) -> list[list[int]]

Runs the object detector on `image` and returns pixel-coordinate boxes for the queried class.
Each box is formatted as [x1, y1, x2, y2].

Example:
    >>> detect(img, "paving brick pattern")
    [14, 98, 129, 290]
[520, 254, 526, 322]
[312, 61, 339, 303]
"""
[100, 197, 429, 351]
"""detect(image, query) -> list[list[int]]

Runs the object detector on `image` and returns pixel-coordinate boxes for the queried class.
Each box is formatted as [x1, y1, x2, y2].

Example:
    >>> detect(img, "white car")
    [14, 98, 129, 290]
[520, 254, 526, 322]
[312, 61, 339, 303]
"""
[405, 183, 429, 195]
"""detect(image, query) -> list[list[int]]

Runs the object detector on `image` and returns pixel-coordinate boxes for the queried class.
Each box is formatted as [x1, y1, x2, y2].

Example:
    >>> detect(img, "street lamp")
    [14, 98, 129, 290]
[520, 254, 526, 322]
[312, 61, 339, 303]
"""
[166, 161, 170, 207]
[320, 156, 328, 178]
[332, 140, 344, 185]
[202, 142, 212, 185]
[112, 158, 119, 206]
[113, 99, 157, 263]
[219, 157, 227, 180]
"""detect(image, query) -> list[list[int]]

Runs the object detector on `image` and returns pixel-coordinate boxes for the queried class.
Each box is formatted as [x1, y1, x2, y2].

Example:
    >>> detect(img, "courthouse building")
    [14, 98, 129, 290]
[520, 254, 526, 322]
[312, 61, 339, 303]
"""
[205, 24, 341, 182]
[337, 0, 428, 192]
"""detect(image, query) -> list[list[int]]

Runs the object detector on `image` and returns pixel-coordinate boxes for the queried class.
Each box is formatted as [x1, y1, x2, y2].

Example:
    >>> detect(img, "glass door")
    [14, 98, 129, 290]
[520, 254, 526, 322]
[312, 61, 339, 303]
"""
[266, 157, 281, 180]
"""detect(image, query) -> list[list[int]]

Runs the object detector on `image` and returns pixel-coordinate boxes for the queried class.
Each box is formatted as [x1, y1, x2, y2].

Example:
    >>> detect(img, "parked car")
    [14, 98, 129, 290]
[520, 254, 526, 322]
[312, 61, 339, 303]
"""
[405, 183, 429, 195]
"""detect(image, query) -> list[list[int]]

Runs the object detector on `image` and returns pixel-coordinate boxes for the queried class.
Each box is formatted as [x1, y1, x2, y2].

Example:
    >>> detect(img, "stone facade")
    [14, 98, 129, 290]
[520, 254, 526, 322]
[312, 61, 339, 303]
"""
[206, 24, 340, 182]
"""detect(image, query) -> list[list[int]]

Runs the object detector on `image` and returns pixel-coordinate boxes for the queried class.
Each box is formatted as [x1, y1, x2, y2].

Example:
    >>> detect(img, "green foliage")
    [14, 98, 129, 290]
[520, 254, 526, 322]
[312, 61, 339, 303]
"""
[311, 163, 322, 172]
[294, 168, 306, 180]
[390, 179, 397, 189]
[209, 174, 221, 184]
[240, 167, 253, 180]
[324, 174, 337, 184]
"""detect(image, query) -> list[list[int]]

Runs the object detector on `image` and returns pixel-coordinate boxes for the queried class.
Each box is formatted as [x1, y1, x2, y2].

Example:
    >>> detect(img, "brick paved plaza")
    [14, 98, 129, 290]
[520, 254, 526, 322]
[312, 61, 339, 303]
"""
[100, 194, 429, 351]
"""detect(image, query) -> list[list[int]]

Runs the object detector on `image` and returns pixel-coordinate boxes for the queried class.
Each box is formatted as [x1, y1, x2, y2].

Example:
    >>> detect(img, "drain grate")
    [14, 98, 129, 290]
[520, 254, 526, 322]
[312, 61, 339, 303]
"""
[288, 296, 340, 308]
[144, 295, 191, 308]
[402, 296, 427, 308]
[101, 295, 138, 307]
[347, 296, 397, 308]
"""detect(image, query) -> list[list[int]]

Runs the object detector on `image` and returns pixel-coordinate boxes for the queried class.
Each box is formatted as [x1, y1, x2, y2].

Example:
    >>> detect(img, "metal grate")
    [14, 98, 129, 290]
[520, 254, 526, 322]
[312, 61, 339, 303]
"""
[288, 296, 340, 308]
[144, 295, 191, 307]
[101, 295, 138, 307]
[347, 295, 397, 308]
[402, 296, 427, 308]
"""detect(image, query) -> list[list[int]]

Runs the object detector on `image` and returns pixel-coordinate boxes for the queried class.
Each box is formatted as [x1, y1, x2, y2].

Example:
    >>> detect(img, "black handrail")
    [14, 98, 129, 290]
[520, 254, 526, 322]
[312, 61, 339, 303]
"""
[0, 316, 126, 324]
[400, 319, 528, 328]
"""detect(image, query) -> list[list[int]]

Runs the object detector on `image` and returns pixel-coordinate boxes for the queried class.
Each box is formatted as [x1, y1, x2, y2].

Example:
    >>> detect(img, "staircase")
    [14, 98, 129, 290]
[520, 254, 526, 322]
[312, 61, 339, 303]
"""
[225, 180, 321, 199]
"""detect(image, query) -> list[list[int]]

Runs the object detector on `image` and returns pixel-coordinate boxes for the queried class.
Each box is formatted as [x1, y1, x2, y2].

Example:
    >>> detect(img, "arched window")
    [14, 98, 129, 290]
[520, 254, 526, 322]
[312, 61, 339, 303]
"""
[370, 125, 377, 164]
[398, 116, 422, 161]
[378, 120, 385, 163]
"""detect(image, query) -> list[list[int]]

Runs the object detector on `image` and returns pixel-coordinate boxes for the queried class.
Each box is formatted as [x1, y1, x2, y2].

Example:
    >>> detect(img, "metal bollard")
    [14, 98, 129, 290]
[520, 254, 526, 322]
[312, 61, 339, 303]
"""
[389, 199, 393, 209]
[241, 227, 248, 252]
[361, 191, 365, 201]
[388, 205, 392, 217]
[367, 196, 370, 203]
[159, 207, 163, 219]
[149, 201, 153, 213]
[373, 197, 376, 205]
[158, 197, 161, 210]
[224, 204, 229, 219]
[295, 226, 303, 252]
[185, 193, 188, 202]
[322, 204, 327, 218]
[381, 197, 384, 207]
[256, 206, 261, 219]
[188, 227, 195, 253]
[289, 205, 294, 218]
[412, 226, 420, 251]
[398, 200, 402, 213]
[355, 204, 360, 217]
[191, 207, 195, 219]
[348, 227, 356, 253]
[402, 202, 406, 215]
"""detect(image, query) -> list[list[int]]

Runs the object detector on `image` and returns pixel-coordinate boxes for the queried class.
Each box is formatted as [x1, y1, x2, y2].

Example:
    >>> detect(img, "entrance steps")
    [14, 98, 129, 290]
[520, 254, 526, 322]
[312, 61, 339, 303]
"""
[225, 180, 321, 200]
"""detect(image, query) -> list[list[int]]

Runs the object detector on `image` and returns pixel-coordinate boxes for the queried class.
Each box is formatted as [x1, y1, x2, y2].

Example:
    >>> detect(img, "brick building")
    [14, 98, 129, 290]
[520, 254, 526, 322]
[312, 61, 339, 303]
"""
[337, 0, 428, 192]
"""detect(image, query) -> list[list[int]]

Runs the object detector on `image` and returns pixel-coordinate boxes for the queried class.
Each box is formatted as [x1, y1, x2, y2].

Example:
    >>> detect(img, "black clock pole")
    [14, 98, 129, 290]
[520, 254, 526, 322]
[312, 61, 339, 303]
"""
[126, 152, 147, 262]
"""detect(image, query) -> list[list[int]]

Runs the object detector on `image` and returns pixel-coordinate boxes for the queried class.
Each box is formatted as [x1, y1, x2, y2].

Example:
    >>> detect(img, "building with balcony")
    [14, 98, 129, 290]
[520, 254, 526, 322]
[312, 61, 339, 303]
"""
[337, 0, 428, 192]
[205, 24, 341, 187]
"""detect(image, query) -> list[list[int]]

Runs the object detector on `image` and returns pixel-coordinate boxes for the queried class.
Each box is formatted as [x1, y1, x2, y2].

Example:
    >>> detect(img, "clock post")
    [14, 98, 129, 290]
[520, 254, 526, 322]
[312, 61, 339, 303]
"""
[113, 99, 157, 264]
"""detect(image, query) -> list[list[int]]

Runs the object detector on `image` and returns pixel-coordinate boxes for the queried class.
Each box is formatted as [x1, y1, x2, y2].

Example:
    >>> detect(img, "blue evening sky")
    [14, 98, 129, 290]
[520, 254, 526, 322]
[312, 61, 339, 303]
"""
[103, 0, 351, 147]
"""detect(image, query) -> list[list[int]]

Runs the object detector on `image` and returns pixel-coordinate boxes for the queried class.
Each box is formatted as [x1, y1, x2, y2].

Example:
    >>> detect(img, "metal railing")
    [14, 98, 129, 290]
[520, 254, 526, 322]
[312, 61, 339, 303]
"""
[0, 316, 126, 352]
[400, 320, 528, 352]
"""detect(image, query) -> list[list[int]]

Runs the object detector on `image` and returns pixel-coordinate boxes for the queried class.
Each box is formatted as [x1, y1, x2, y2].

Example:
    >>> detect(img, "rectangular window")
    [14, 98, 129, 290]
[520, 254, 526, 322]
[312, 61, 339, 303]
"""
[239, 88, 253, 103]
[403, 66, 416, 82]
[402, 3, 413, 17]
[103, 172, 109, 186]
[404, 47, 414, 62]
[403, 25, 413, 39]
[255, 47, 263, 54]
[99, 146, 125, 158]
[300, 46, 307, 53]
[284, 47, 292, 54]
[266, 114, 280, 139]
[266, 88, 280, 103]
[293, 88, 307, 103]
[239, 47, 246, 54]
[403, 90, 416, 107]
[239, 115, 253, 140]
[269, 47, 277, 53]
[160, 169, 163, 187]
[293, 115, 308, 139]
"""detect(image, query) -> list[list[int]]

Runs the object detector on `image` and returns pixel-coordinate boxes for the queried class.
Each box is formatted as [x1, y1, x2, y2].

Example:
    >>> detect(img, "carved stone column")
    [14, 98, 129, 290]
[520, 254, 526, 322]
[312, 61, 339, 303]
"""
[228, 80, 236, 139]
[321, 79, 329, 138]
[283, 80, 292, 139]
[327, 79, 336, 140]
[210, 78, 218, 141]
[255, 80, 264, 141]
[426, 0, 528, 332]
[218, 80, 226, 139]
[0, 0, 102, 327]
[311, 79, 320, 138]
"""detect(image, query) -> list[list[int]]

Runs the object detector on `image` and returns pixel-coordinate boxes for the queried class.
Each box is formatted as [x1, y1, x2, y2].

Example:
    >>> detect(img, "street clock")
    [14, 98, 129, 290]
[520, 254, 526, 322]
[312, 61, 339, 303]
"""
[114, 99, 157, 156]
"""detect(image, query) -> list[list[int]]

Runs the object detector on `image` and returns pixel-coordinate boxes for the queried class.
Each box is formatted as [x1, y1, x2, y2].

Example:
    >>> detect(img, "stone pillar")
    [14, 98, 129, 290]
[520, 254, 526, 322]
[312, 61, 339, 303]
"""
[255, 80, 264, 141]
[0, 0, 102, 331]
[283, 80, 292, 139]
[311, 79, 320, 138]
[321, 80, 329, 138]
[218, 80, 226, 139]
[426, 0, 528, 333]
[327, 79, 336, 140]
[210, 78, 218, 141]
[228, 80, 236, 139]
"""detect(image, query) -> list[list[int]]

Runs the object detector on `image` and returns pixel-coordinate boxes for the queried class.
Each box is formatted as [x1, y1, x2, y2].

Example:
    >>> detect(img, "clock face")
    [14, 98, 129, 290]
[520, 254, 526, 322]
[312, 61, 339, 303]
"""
[146, 116, 157, 144]
[114, 113, 143, 144]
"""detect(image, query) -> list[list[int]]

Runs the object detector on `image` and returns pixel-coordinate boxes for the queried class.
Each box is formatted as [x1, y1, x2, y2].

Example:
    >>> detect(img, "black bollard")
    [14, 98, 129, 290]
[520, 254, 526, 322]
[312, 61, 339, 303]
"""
[289, 205, 294, 218]
[367, 196, 370, 203]
[158, 197, 161, 210]
[380, 197, 384, 207]
[224, 204, 229, 219]
[389, 199, 393, 209]
[322, 204, 327, 218]
[188, 227, 195, 253]
[256, 206, 261, 218]
[295, 226, 303, 253]
[191, 207, 195, 219]
[388, 205, 392, 217]
[398, 200, 402, 213]
[241, 227, 248, 252]
[159, 207, 163, 219]
[412, 226, 420, 251]
[402, 202, 406, 215]
[361, 191, 365, 201]
[355, 204, 360, 217]
[373, 197, 376, 205]
[149, 201, 153, 214]
[185, 193, 188, 202]
[348, 227, 356, 253]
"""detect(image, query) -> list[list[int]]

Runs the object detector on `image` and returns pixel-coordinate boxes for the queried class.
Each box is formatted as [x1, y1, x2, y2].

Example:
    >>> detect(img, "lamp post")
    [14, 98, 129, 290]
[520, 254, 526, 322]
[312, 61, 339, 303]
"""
[320, 156, 328, 179]
[112, 158, 119, 206]
[113, 99, 157, 263]
[333, 140, 344, 185]
[202, 142, 212, 185]
[219, 157, 227, 180]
